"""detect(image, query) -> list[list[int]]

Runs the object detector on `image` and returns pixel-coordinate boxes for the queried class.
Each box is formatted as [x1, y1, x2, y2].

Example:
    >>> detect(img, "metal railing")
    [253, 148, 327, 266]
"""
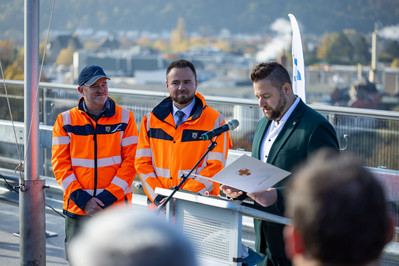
[2, 79, 399, 226]
[1, 79, 399, 170]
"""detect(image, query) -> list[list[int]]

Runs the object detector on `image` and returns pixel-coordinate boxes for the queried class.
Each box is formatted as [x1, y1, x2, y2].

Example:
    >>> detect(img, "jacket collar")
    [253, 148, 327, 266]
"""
[152, 92, 206, 123]
[266, 99, 306, 164]
[78, 97, 116, 118]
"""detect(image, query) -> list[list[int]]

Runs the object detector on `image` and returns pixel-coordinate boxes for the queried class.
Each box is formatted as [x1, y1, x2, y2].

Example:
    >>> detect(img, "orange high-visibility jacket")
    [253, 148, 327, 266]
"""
[135, 93, 232, 204]
[52, 97, 138, 218]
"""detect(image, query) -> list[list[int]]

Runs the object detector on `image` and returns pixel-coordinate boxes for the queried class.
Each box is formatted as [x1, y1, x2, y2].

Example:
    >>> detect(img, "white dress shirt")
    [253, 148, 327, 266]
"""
[260, 97, 300, 163]
[172, 98, 196, 126]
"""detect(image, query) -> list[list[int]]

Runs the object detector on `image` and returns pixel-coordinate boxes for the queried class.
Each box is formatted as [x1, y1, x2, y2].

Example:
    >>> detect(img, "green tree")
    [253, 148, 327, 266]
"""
[352, 35, 370, 65]
[379, 40, 399, 63]
[330, 32, 354, 64]
[386, 40, 399, 59]
[344, 30, 370, 65]
[317, 31, 354, 64]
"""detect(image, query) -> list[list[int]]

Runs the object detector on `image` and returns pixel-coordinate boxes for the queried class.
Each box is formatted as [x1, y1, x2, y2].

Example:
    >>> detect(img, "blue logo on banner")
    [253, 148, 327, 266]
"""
[293, 58, 302, 82]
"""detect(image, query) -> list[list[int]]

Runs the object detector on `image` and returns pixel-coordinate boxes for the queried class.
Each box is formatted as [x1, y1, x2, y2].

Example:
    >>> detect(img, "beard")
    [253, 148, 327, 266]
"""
[264, 91, 287, 121]
[171, 91, 195, 105]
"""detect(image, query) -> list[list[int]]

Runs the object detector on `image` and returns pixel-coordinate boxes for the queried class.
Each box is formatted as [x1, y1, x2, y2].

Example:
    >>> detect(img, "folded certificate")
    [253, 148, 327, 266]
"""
[210, 154, 290, 193]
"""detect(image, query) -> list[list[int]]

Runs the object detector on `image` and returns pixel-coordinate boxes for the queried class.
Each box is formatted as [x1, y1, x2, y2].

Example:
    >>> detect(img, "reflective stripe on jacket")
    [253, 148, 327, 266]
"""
[135, 92, 232, 203]
[52, 97, 138, 217]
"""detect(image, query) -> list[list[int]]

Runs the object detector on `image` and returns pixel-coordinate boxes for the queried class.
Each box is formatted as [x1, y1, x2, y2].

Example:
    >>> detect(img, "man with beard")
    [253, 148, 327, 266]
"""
[135, 59, 232, 209]
[221, 62, 339, 266]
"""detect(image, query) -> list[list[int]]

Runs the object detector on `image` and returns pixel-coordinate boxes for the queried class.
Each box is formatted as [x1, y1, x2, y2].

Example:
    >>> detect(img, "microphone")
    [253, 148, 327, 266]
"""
[199, 119, 239, 140]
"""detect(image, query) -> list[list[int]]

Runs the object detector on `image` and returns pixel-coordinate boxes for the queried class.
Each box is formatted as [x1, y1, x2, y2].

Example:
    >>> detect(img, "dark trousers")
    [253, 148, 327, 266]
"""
[64, 215, 87, 262]
[255, 219, 292, 266]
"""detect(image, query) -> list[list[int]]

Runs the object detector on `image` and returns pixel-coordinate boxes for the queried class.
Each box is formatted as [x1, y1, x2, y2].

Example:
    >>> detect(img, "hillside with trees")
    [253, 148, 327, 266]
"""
[0, 0, 398, 41]
[0, 0, 398, 80]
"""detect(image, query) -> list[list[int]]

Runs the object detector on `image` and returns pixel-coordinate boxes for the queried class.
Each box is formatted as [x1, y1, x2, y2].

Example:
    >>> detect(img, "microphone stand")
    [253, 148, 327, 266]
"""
[154, 137, 218, 215]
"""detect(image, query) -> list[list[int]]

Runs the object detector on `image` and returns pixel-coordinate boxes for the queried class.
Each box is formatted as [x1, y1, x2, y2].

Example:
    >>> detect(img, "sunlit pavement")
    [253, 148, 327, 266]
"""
[0, 201, 68, 265]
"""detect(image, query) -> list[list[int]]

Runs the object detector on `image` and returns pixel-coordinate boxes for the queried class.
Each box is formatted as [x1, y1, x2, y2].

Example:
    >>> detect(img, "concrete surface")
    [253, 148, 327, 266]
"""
[0, 201, 68, 266]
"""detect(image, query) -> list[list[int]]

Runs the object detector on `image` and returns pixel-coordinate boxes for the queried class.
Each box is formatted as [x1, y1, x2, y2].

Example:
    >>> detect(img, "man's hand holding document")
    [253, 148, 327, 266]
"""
[212, 154, 290, 193]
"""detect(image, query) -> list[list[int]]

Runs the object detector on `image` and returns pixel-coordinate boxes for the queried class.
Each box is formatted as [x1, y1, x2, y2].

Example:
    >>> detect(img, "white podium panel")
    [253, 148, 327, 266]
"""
[155, 187, 290, 266]
[174, 199, 241, 265]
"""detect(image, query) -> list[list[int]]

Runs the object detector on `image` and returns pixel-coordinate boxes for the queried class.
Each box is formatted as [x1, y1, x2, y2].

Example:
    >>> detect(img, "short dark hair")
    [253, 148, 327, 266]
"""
[166, 59, 197, 80]
[250, 62, 291, 88]
[286, 149, 390, 264]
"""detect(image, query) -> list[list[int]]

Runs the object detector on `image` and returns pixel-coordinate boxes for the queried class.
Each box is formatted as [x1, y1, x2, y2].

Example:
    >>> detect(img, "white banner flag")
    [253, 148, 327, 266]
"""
[288, 14, 306, 103]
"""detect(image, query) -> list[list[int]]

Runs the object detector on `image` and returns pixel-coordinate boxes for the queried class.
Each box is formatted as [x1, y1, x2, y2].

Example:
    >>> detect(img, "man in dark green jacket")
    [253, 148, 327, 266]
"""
[221, 62, 339, 266]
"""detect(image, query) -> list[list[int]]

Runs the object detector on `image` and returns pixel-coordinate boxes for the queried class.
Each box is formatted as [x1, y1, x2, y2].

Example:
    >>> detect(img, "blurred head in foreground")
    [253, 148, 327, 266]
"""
[69, 206, 197, 266]
[284, 148, 394, 266]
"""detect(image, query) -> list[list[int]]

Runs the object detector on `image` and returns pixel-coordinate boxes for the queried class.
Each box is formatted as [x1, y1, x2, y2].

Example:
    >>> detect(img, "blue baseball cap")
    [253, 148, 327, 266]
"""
[78, 65, 110, 86]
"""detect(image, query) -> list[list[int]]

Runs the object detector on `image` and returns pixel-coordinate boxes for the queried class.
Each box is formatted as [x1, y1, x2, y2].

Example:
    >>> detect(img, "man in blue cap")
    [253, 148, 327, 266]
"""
[52, 65, 139, 261]
[77, 65, 111, 118]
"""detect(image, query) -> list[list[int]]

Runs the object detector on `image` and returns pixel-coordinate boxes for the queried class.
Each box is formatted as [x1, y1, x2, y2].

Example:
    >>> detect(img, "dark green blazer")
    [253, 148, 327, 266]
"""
[251, 99, 339, 265]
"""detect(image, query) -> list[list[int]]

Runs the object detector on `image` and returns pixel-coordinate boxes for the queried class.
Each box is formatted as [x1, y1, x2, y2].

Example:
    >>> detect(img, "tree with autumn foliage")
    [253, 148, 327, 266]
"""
[0, 40, 49, 81]
[170, 17, 189, 52]
[56, 43, 75, 66]
[0, 40, 18, 69]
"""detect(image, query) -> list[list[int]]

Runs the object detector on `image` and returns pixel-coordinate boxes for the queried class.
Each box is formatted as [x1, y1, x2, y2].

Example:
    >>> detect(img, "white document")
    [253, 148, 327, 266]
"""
[210, 154, 290, 193]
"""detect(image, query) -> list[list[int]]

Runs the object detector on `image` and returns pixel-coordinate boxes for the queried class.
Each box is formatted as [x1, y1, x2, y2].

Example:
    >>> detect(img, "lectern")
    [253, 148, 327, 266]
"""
[155, 188, 290, 266]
